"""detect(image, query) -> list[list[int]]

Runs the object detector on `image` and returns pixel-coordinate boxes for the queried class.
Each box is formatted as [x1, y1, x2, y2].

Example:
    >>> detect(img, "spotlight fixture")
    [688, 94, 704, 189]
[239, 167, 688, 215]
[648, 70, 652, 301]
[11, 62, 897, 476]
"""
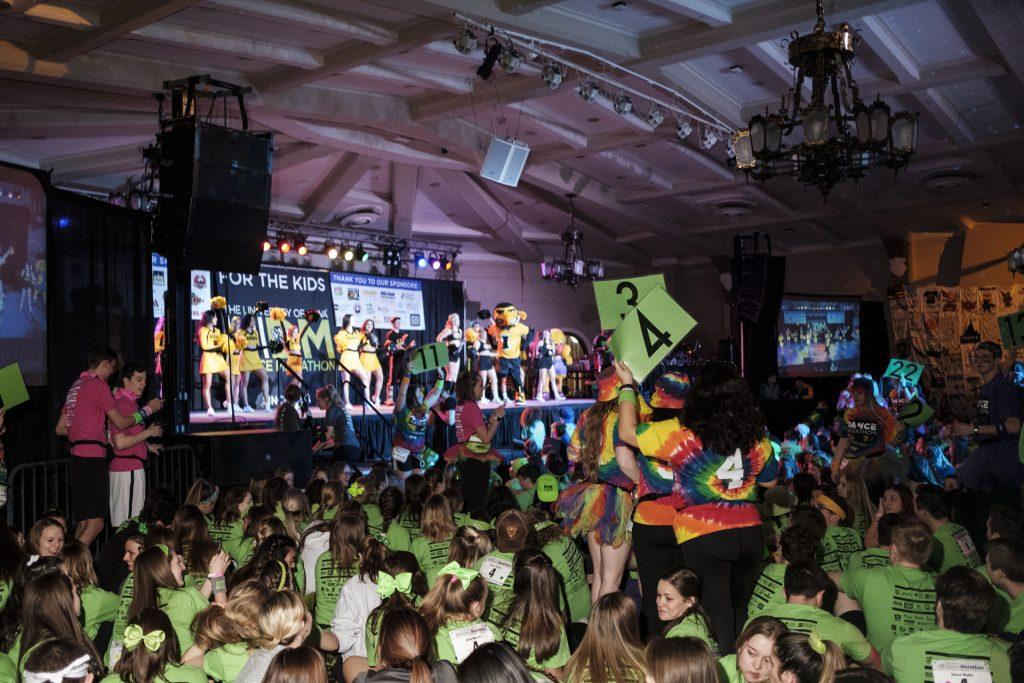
[262, 238, 273, 252]
[476, 41, 503, 80]
[277, 235, 293, 253]
[498, 45, 521, 74]
[324, 240, 339, 260]
[578, 80, 599, 102]
[343, 244, 355, 262]
[429, 252, 442, 270]
[382, 245, 403, 267]
[453, 27, 477, 55]
[701, 128, 719, 150]
[295, 235, 308, 256]
[415, 252, 427, 268]
[613, 93, 633, 115]
[1009, 245, 1024, 274]
[647, 106, 664, 128]
[356, 244, 369, 262]
[676, 119, 693, 140]
[541, 62, 564, 90]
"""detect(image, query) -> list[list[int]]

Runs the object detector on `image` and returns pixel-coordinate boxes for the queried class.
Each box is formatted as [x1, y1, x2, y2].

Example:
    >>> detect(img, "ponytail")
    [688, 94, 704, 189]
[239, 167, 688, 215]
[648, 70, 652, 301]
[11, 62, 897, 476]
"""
[409, 656, 432, 683]
[774, 632, 845, 683]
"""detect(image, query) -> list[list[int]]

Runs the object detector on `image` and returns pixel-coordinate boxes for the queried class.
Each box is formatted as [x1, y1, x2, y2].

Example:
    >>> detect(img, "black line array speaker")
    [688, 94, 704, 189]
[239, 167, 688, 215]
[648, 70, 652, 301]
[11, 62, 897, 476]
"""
[154, 121, 273, 274]
[733, 254, 786, 325]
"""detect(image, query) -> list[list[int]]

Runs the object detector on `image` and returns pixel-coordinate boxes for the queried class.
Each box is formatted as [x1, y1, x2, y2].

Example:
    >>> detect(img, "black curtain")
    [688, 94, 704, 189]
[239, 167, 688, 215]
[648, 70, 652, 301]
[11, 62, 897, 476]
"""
[412, 278, 465, 349]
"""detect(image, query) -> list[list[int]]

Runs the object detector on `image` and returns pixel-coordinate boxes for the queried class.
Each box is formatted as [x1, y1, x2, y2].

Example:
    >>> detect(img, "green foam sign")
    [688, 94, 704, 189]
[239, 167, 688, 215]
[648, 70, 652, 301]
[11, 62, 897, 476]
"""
[408, 342, 449, 375]
[608, 286, 697, 383]
[0, 363, 29, 410]
[898, 396, 934, 428]
[997, 310, 1024, 349]
[593, 274, 667, 331]
[883, 358, 925, 386]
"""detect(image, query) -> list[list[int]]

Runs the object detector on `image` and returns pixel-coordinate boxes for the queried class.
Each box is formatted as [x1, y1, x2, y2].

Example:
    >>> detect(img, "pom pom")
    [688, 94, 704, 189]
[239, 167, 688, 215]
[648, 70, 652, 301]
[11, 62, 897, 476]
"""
[549, 328, 565, 343]
[464, 328, 479, 344]
[269, 307, 287, 321]
[210, 296, 227, 310]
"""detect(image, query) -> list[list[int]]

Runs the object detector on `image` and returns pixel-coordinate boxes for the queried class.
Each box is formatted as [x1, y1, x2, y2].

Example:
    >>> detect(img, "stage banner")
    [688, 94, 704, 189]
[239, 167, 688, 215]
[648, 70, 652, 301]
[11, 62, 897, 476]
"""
[208, 265, 337, 405]
[151, 253, 168, 319]
[330, 272, 425, 331]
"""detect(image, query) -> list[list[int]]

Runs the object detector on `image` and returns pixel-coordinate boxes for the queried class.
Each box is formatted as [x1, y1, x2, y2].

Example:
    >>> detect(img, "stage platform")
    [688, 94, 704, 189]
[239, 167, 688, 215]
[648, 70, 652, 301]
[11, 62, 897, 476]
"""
[186, 399, 594, 461]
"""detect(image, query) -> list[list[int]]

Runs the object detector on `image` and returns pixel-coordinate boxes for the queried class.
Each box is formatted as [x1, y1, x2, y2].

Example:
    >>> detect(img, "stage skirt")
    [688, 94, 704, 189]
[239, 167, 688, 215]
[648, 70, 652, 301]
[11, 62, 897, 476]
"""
[340, 350, 364, 374]
[556, 481, 634, 548]
[360, 352, 381, 373]
[240, 350, 263, 372]
[200, 351, 227, 375]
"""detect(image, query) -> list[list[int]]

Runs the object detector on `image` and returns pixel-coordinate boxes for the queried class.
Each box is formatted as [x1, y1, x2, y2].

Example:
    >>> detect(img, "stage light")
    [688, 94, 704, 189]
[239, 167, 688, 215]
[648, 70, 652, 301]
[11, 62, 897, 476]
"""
[476, 41, 503, 80]
[356, 244, 369, 262]
[295, 235, 308, 255]
[324, 240, 339, 260]
[578, 80, 599, 102]
[676, 119, 693, 140]
[427, 252, 440, 270]
[415, 252, 427, 268]
[541, 62, 564, 90]
[381, 245, 400, 267]
[262, 238, 273, 252]
[277, 235, 292, 253]
[647, 106, 664, 128]
[443, 254, 453, 271]
[499, 45, 521, 74]
[343, 244, 355, 262]
[613, 93, 633, 115]
[453, 27, 477, 55]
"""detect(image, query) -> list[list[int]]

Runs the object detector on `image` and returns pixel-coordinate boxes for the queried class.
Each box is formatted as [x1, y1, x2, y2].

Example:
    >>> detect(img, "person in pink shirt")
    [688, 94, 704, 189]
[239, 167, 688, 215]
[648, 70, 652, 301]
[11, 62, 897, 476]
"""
[109, 362, 163, 527]
[55, 346, 162, 545]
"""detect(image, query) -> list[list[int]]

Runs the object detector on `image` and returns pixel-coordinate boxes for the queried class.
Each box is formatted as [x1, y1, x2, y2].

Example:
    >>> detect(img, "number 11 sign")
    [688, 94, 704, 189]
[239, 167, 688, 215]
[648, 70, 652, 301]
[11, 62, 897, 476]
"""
[608, 286, 697, 383]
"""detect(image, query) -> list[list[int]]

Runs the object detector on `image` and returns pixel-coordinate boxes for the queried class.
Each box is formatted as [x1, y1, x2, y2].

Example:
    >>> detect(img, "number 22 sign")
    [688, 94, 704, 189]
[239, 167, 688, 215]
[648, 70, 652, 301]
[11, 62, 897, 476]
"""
[883, 357, 925, 385]
[608, 286, 697, 383]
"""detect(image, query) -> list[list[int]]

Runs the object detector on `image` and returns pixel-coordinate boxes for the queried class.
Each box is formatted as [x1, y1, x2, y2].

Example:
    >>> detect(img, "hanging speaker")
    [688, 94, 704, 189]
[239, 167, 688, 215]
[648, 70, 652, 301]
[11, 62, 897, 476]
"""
[732, 254, 786, 324]
[480, 137, 530, 187]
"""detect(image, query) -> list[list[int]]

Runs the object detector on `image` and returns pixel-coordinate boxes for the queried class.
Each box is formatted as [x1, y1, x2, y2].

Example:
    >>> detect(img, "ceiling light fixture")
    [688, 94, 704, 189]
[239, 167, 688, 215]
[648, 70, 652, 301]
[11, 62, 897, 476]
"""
[541, 193, 604, 288]
[295, 235, 308, 256]
[578, 80, 599, 102]
[613, 93, 633, 115]
[262, 238, 273, 253]
[541, 62, 564, 90]
[415, 252, 427, 268]
[498, 44, 521, 74]
[277, 235, 292, 253]
[453, 27, 477, 54]
[429, 252, 442, 270]
[676, 119, 693, 140]
[356, 244, 369, 262]
[476, 40, 503, 80]
[343, 244, 355, 262]
[647, 106, 664, 128]
[324, 241, 339, 260]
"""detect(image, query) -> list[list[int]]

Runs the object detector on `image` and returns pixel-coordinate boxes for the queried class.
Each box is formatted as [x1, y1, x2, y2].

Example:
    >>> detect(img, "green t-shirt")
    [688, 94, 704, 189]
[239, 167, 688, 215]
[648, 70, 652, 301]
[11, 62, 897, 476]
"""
[204, 641, 250, 682]
[434, 618, 503, 664]
[412, 535, 454, 587]
[0, 579, 10, 611]
[384, 521, 412, 552]
[232, 538, 255, 566]
[108, 573, 135, 663]
[81, 583, 120, 640]
[665, 613, 719, 654]
[365, 609, 384, 668]
[754, 602, 873, 663]
[101, 663, 207, 683]
[0, 653, 13, 682]
[209, 519, 244, 560]
[820, 526, 863, 572]
[852, 511, 870, 542]
[500, 615, 570, 670]
[455, 513, 493, 531]
[313, 552, 358, 626]
[541, 531, 591, 623]
[883, 629, 1011, 683]
[398, 512, 423, 542]
[841, 565, 937, 652]
[363, 503, 384, 536]
[847, 547, 891, 571]
[158, 586, 209, 654]
[748, 563, 786, 619]
[516, 487, 536, 511]
[928, 522, 981, 573]
[476, 550, 516, 626]
[716, 654, 742, 683]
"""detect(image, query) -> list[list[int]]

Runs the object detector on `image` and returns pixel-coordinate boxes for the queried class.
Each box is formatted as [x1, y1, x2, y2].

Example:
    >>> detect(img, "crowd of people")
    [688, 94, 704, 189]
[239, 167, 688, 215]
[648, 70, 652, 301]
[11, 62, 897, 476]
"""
[3, 336, 1024, 682]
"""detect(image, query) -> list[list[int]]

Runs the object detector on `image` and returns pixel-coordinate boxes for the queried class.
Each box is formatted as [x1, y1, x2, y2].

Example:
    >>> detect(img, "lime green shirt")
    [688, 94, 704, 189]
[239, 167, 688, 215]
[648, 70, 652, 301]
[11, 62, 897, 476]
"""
[232, 538, 255, 566]
[0, 579, 10, 611]
[209, 519, 244, 559]
[434, 618, 503, 664]
[109, 573, 135, 662]
[500, 615, 570, 670]
[412, 534, 454, 587]
[883, 629, 1010, 683]
[363, 503, 384, 536]
[754, 602, 873, 663]
[204, 641, 250, 682]
[384, 520, 412, 552]
[0, 653, 14, 682]
[665, 613, 719, 654]
[716, 654, 743, 683]
[847, 547, 891, 570]
[398, 513, 423, 542]
[476, 550, 516, 626]
[748, 563, 786, 619]
[158, 586, 209, 654]
[540, 530, 591, 623]
[455, 513, 493, 531]
[516, 487, 536, 511]
[928, 522, 981, 573]
[841, 565, 936, 652]
[820, 526, 863, 572]
[81, 583, 120, 640]
[313, 552, 358, 626]
[101, 663, 207, 683]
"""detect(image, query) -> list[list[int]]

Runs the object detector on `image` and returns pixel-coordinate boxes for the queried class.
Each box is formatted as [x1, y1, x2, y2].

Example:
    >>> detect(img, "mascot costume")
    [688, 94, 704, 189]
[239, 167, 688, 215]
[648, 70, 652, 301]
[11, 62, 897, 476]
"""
[488, 302, 533, 404]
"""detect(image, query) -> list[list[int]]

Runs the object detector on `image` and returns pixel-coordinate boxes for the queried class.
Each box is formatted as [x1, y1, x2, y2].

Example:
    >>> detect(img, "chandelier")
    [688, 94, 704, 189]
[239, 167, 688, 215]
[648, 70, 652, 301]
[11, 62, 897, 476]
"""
[541, 194, 604, 288]
[730, 0, 918, 196]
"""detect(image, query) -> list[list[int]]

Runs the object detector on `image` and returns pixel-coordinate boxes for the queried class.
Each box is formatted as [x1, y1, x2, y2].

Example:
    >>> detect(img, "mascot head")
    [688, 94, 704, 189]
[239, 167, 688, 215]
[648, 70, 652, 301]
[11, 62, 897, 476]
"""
[493, 302, 525, 328]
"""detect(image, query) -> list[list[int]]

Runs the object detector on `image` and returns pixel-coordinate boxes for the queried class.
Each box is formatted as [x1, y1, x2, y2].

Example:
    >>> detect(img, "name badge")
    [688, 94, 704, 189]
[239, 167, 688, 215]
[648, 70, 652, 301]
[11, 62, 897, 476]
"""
[931, 658, 992, 683]
[392, 446, 411, 463]
[479, 555, 513, 586]
[449, 622, 495, 663]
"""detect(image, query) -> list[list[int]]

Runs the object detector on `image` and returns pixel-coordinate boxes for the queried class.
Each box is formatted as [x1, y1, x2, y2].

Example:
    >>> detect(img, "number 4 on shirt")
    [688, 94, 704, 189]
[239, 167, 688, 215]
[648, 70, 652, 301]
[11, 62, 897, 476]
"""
[715, 450, 746, 490]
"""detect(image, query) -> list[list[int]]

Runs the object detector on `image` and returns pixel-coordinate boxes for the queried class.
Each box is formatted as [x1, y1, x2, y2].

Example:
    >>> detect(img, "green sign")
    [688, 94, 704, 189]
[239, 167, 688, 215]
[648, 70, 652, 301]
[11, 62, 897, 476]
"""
[998, 310, 1024, 349]
[593, 274, 667, 331]
[409, 342, 449, 375]
[898, 396, 934, 428]
[607, 286, 697, 383]
[884, 358, 925, 386]
[0, 364, 29, 410]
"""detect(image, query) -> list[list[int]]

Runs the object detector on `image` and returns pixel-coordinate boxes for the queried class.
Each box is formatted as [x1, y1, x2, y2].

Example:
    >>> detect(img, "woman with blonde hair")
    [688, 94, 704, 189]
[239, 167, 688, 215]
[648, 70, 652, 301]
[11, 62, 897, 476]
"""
[335, 313, 370, 409]
[564, 592, 645, 683]
[183, 579, 271, 682]
[359, 319, 385, 405]
[837, 471, 875, 542]
[436, 313, 464, 381]
[61, 540, 118, 640]
[183, 479, 219, 516]
[197, 309, 230, 417]
[645, 636, 718, 683]
[446, 526, 492, 569]
[411, 494, 457, 586]
[280, 488, 310, 543]
[235, 590, 312, 682]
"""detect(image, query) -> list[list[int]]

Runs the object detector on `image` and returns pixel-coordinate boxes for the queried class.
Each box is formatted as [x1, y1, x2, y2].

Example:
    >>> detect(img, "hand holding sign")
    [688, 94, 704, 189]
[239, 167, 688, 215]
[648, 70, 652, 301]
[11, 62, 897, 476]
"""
[998, 310, 1024, 349]
[0, 364, 29, 410]
[593, 274, 666, 330]
[607, 286, 697, 383]
[884, 358, 925, 386]
[409, 342, 449, 374]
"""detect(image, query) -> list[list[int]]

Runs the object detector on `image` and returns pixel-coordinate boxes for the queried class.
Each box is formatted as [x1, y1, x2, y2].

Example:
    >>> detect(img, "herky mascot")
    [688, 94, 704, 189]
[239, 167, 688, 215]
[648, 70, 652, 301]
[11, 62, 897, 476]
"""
[488, 302, 533, 405]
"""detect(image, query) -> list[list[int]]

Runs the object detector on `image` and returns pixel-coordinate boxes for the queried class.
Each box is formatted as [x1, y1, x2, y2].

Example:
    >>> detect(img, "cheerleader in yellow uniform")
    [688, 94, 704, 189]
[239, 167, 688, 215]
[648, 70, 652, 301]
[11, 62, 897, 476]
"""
[286, 324, 303, 385]
[198, 309, 230, 417]
[359, 319, 384, 405]
[227, 316, 246, 412]
[333, 314, 370, 409]
[238, 314, 269, 412]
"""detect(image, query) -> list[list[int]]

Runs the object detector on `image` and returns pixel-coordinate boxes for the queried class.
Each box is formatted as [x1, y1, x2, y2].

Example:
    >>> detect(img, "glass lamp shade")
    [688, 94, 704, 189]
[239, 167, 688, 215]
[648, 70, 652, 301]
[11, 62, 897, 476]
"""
[869, 100, 891, 143]
[765, 115, 783, 153]
[586, 261, 605, 279]
[802, 107, 828, 145]
[854, 104, 871, 145]
[732, 129, 756, 169]
[572, 259, 585, 276]
[891, 112, 918, 154]
[749, 116, 766, 154]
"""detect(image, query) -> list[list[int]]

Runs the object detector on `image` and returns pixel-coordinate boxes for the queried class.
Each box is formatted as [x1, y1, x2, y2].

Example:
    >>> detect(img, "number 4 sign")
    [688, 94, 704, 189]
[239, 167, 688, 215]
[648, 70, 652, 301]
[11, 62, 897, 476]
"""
[409, 342, 449, 374]
[607, 286, 697, 383]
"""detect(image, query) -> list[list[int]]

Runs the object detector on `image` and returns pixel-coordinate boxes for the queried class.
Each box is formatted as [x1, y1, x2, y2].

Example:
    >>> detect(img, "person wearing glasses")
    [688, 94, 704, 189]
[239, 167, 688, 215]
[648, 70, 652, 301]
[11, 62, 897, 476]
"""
[952, 341, 1024, 494]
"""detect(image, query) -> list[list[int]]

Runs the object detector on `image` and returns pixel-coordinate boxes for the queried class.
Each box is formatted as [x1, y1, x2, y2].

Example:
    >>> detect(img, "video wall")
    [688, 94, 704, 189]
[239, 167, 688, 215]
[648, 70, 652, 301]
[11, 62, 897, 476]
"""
[777, 296, 860, 377]
[0, 167, 47, 385]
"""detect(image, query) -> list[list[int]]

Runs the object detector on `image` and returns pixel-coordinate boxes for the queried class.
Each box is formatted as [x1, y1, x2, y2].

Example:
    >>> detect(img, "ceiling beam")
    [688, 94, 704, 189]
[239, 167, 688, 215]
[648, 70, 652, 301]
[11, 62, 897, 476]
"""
[0, 109, 154, 139]
[644, 0, 732, 26]
[916, 88, 974, 143]
[595, 150, 674, 191]
[411, 75, 556, 123]
[301, 153, 374, 222]
[940, 0, 1024, 87]
[204, 0, 397, 45]
[130, 23, 324, 69]
[496, 0, 561, 14]
[859, 15, 919, 83]
[21, 1, 100, 30]
[391, 163, 418, 238]
[36, 0, 197, 62]
[274, 143, 332, 172]
[659, 63, 745, 129]
[43, 143, 145, 184]
[513, 104, 589, 149]
[350, 64, 473, 93]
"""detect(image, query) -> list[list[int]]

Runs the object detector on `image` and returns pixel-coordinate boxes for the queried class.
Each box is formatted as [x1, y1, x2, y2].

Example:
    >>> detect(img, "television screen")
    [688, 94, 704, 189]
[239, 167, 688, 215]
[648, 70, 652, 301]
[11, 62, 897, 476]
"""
[777, 296, 860, 377]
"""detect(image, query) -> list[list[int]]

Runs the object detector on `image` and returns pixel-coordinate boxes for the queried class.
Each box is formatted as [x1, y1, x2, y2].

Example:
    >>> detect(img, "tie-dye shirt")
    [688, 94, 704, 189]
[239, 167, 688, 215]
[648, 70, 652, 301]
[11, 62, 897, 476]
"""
[636, 419, 777, 543]
[569, 398, 652, 490]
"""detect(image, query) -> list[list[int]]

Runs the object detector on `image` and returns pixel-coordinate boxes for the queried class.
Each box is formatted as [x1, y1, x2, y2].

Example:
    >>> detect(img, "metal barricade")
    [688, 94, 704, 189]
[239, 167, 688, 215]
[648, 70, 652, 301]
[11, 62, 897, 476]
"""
[145, 445, 200, 506]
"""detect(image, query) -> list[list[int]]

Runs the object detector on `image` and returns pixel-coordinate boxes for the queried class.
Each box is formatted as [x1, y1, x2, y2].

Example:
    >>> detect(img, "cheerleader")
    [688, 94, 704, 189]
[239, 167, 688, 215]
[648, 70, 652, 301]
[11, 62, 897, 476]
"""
[534, 329, 556, 402]
[286, 324, 303, 386]
[436, 313, 464, 379]
[550, 329, 569, 401]
[334, 314, 370, 410]
[359, 320, 385, 405]
[197, 310, 230, 417]
[228, 316, 244, 412]
[470, 322, 499, 404]
[238, 314, 269, 412]
[555, 367, 642, 602]
[154, 317, 166, 389]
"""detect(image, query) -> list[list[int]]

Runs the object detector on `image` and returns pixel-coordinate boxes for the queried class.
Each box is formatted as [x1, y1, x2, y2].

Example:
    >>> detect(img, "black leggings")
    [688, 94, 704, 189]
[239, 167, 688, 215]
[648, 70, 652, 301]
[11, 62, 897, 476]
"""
[633, 523, 684, 639]
[679, 525, 763, 653]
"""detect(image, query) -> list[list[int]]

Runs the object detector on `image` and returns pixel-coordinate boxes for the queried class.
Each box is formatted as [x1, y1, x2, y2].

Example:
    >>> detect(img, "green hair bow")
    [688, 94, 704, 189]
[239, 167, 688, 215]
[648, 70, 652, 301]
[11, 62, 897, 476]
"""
[348, 482, 365, 497]
[377, 572, 413, 598]
[808, 630, 826, 655]
[438, 562, 478, 588]
[124, 624, 165, 652]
